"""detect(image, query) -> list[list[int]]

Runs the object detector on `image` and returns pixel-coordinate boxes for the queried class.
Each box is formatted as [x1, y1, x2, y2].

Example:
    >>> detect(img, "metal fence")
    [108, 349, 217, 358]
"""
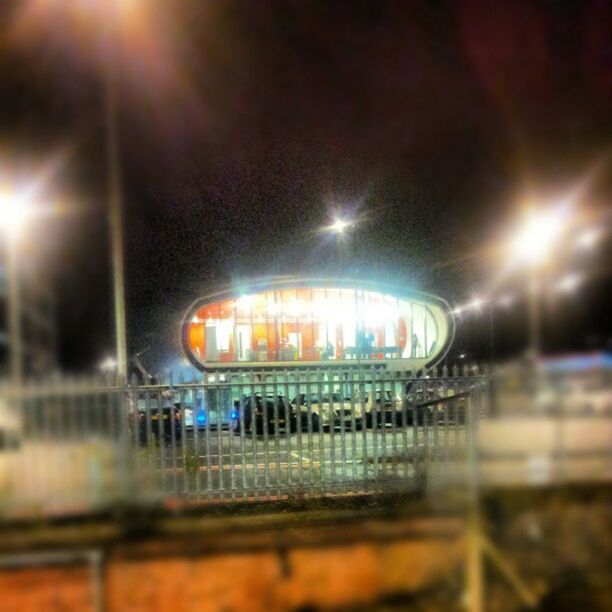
[127, 366, 480, 505]
[1, 365, 610, 519]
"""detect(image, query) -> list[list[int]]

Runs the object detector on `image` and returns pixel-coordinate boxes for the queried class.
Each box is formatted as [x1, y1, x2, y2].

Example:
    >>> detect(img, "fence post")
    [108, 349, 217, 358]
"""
[465, 381, 483, 612]
[117, 374, 134, 508]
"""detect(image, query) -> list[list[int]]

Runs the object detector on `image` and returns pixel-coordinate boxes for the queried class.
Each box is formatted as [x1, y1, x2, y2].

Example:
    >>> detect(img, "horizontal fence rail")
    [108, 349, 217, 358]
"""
[0, 365, 610, 519]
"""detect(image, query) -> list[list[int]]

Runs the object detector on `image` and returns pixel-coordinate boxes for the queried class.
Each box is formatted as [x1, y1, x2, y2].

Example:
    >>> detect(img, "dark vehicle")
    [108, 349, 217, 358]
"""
[231, 395, 299, 435]
[401, 399, 433, 426]
[136, 394, 183, 444]
[364, 390, 402, 428]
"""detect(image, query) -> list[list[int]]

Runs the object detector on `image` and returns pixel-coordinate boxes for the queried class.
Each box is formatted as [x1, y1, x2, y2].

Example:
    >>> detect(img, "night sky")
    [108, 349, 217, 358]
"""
[0, 0, 610, 371]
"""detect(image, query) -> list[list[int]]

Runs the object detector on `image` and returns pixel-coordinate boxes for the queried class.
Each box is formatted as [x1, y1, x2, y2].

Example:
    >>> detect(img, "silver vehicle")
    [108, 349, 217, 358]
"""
[292, 393, 363, 431]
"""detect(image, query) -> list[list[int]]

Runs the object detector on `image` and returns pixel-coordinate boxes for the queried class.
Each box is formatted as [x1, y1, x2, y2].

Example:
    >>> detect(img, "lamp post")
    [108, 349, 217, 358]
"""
[0, 192, 31, 385]
[24, 0, 130, 379]
[102, 5, 128, 380]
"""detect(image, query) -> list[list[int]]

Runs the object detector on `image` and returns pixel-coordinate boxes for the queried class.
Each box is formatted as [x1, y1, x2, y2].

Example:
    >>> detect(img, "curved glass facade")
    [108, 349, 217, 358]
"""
[183, 285, 451, 368]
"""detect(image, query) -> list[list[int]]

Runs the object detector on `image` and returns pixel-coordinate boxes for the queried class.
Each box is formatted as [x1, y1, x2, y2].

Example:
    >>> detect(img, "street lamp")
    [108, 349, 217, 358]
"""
[510, 206, 567, 360]
[17, 0, 134, 379]
[328, 217, 351, 234]
[510, 207, 567, 266]
[0, 192, 30, 235]
[0, 189, 32, 384]
[103, 4, 128, 381]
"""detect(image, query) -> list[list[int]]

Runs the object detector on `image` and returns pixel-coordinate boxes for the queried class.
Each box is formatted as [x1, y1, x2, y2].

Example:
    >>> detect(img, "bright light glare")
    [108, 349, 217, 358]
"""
[330, 218, 350, 233]
[556, 273, 582, 294]
[452, 307, 463, 316]
[497, 293, 515, 308]
[99, 356, 118, 371]
[576, 227, 602, 250]
[469, 297, 486, 310]
[236, 295, 254, 311]
[17, 0, 145, 30]
[0, 190, 31, 235]
[511, 207, 567, 266]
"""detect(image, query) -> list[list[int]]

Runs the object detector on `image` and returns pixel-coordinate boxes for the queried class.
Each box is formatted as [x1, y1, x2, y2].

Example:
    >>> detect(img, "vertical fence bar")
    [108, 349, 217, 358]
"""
[305, 371, 315, 496]
[316, 370, 325, 495]
[283, 369, 296, 493]
[423, 372, 432, 482]
[338, 370, 349, 491]
[370, 366, 380, 492]
[193, 384, 203, 501]
[214, 383, 224, 500]
[388, 374, 398, 481]
[169, 384, 179, 498]
[40, 383, 53, 511]
[399, 370, 409, 483]
[158, 388, 168, 496]
[329, 374, 337, 486]
[247, 381, 258, 499]
[226, 383, 236, 500]
[179, 386, 188, 498]
[358, 368, 368, 493]
[260, 375, 271, 497]
[348, 369, 358, 493]
[375, 368, 386, 486]
[204, 380, 214, 501]
[235, 378, 247, 500]
[143, 388, 152, 485]
[465, 379, 484, 612]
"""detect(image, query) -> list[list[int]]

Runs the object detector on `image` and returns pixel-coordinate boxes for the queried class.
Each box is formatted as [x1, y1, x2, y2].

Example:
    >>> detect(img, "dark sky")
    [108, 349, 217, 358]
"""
[0, 0, 610, 370]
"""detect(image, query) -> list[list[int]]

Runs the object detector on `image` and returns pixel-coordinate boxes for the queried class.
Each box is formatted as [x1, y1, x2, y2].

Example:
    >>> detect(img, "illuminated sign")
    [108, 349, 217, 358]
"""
[182, 279, 453, 370]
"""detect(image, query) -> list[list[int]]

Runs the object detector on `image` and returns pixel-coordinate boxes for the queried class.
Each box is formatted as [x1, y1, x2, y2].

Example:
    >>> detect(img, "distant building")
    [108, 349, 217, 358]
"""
[0, 237, 57, 377]
[182, 277, 454, 371]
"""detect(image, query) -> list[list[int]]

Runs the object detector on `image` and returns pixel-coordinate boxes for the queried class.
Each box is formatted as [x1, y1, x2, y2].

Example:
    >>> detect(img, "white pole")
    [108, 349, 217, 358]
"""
[7, 232, 23, 384]
[103, 11, 128, 380]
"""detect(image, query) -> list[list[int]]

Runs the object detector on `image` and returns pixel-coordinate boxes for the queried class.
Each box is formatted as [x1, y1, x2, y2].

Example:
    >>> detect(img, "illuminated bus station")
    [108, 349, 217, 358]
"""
[182, 280, 453, 371]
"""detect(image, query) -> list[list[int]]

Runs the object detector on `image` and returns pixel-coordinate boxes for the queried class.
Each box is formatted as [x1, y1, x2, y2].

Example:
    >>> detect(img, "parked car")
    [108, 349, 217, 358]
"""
[135, 393, 183, 444]
[182, 386, 235, 431]
[291, 393, 361, 431]
[362, 389, 403, 428]
[231, 395, 298, 435]
[184, 405, 207, 430]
